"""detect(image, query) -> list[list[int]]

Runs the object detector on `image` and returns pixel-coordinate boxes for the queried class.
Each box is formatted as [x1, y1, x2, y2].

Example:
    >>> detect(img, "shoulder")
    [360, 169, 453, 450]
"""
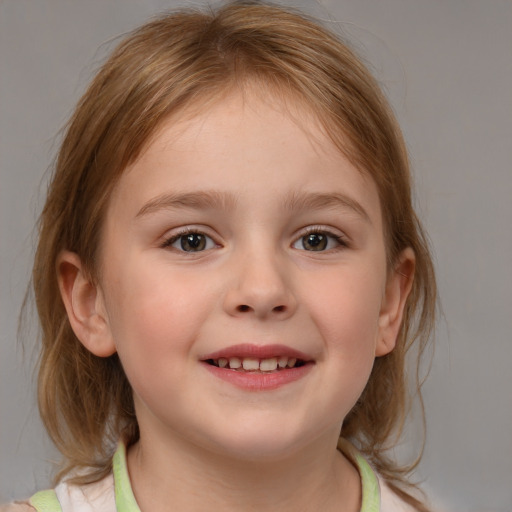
[0, 502, 36, 512]
[54, 473, 115, 512]
[378, 477, 418, 512]
[0, 473, 115, 512]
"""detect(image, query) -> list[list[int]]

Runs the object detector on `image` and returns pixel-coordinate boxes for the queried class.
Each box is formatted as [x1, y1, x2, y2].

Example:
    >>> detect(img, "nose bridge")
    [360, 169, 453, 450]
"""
[223, 238, 296, 319]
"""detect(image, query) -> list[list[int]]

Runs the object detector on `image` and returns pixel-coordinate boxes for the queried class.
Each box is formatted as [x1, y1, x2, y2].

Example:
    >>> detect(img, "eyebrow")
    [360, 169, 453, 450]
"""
[283, 190, 371, 224]
[136, 189, 371, 224]
[136, 190, 238, 218]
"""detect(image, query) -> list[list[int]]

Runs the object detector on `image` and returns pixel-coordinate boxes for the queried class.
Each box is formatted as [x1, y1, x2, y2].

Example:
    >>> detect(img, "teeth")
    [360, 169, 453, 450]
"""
[242, 358, 260, 371]
[260, 357, 278, 372]
[216, 356, 300, 371]
[228, 357, 241, 369]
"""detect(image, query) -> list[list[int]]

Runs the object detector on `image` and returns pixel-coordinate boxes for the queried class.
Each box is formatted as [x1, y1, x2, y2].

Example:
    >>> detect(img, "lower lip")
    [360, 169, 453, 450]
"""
[202, 362, 313, 391]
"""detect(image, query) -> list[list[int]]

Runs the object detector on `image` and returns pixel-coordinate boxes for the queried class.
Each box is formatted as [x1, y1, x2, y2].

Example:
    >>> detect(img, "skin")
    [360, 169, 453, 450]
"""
[58, 90, 414, 512]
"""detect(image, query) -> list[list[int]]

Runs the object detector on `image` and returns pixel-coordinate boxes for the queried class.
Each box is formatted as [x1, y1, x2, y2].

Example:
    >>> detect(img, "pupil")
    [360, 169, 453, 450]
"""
[182, 233, 205, 251]
[304, 233, 326, 251]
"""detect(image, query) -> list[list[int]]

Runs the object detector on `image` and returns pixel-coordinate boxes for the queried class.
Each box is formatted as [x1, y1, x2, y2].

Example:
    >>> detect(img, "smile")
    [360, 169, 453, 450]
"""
[200, 344, 314, 391]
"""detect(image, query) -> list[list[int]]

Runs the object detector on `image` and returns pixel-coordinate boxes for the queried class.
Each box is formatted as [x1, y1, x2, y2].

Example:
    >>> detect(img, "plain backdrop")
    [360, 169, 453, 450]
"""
[1, 1, 511, 510]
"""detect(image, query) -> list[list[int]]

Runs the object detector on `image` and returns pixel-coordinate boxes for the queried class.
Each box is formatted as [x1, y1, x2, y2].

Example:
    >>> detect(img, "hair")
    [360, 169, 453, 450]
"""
[32, 1, 436, 509]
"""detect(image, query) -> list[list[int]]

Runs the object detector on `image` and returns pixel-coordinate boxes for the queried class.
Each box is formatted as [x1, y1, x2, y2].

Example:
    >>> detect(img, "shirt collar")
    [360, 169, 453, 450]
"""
[113, 438, 380, 512]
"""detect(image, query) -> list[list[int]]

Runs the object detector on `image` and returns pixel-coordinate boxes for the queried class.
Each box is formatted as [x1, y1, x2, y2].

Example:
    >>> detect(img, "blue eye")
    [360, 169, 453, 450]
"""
[165, 231, 216, 252]
[293, 230, 346, 251]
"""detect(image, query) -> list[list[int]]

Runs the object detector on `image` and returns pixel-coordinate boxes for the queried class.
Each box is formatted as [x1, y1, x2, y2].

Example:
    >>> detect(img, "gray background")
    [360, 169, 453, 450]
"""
[1, 1, 511, 510]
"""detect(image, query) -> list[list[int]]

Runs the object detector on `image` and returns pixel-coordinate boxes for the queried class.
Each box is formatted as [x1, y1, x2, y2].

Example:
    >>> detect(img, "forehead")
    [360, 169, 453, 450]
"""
[107, 89, 382, 225]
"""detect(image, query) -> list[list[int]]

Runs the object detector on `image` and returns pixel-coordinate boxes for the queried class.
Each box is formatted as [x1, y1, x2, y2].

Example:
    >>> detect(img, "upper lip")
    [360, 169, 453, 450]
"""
[200, 343, 313, 361]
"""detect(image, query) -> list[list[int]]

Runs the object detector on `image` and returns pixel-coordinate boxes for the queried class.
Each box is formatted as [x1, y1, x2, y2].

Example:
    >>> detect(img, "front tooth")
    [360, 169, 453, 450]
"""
[287, 357, 297, 368]
[278, 356, 288, 368]
[260, 358, 278, 372]
[242, 358, 259, 371]
[218, 358, 228, 368]
[229, 357, 241, 369]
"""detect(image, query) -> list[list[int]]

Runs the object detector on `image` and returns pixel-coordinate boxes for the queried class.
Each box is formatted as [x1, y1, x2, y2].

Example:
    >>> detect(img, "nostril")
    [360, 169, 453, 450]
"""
[234, 304, 287, 314]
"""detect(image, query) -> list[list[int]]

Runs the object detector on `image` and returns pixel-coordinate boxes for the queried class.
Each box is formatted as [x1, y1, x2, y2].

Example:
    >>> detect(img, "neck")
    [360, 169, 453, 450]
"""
[127, 430, 361, 512]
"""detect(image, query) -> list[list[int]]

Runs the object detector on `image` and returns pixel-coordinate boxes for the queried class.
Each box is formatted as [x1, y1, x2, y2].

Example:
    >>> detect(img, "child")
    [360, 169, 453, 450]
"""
[3, 2, 436, 511]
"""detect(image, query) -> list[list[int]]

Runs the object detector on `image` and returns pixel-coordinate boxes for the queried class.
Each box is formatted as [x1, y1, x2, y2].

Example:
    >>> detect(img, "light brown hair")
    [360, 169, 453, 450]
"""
[33, 2, 435, 509]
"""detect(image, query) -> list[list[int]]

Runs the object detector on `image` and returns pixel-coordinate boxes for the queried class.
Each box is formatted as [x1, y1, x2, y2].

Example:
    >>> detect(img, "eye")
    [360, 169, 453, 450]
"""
[163, 230, 216, 252]
[292, 229, 346, 252]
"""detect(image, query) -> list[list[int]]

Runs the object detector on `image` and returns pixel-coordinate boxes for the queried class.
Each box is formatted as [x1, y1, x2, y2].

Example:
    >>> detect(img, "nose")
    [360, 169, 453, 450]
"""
[222, 249, 297, 320]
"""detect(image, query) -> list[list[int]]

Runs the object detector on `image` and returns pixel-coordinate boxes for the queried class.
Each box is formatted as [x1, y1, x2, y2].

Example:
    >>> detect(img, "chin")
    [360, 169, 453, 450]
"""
[201, 422, 318, 463]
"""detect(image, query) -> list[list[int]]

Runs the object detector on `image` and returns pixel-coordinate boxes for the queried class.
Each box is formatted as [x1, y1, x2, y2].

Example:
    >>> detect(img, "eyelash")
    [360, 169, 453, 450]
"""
[160, 228, 217, 252]
[293, 226, 349, 252]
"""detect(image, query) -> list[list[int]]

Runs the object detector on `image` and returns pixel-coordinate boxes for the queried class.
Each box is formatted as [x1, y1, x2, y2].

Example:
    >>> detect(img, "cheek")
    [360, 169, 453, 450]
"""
[305, 266, 384, 365]
[102, 253, 228, 373]
[102, 277, 197, 415]
[102, 262, 206, 374]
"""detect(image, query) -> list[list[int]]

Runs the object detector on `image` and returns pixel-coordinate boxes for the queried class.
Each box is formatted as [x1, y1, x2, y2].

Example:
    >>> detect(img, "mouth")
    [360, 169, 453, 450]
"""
[200, 344, 314, 390]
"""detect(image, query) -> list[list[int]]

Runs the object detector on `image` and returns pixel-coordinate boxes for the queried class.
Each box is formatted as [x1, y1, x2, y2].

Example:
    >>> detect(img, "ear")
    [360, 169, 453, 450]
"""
[57, 251, 116, 357]
[375, 248, 415, 357]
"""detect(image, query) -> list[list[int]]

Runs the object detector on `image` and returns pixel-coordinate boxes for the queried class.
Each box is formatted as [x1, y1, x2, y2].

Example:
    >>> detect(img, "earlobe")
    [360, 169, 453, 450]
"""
[375, 248, 415, 357]
[57, 251, 116, 357]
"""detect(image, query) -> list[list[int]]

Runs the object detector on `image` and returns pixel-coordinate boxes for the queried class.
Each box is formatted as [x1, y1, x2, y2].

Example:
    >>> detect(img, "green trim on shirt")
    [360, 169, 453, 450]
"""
[353, 451, 381, 512]
[29, 490, 61, 512]
[113, 442, 141, 512]
[337, 438, 381, 512]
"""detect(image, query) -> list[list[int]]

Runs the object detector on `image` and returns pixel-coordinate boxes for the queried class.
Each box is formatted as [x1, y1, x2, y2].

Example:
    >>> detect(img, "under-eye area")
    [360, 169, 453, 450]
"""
[204, 357, 309, 372]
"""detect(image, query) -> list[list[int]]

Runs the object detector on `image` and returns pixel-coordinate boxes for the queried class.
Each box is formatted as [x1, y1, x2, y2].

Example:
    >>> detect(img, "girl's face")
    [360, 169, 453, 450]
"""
[77, 91, 412, 461]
